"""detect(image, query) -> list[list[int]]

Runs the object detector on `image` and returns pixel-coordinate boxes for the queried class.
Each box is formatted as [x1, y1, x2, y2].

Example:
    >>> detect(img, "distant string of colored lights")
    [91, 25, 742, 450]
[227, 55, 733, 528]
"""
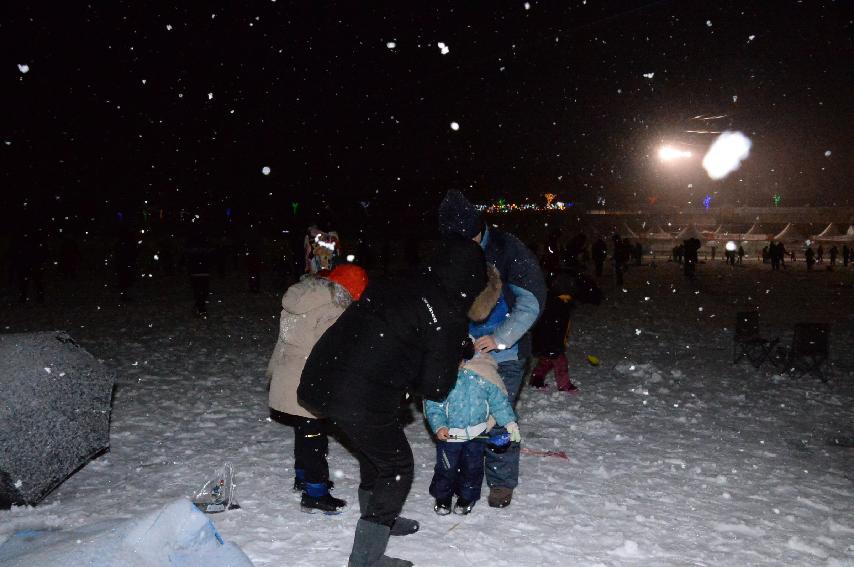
[475, 197, 575, 214]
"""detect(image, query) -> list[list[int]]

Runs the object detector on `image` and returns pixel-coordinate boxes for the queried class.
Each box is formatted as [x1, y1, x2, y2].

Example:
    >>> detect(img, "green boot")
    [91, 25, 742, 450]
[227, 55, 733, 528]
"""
[358, 489, 419, 536]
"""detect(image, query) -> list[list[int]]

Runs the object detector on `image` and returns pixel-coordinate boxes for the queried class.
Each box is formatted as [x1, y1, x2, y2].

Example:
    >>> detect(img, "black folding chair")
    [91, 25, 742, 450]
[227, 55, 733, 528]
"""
[784, 323, 830, 382]
[733, 311, 778, 368]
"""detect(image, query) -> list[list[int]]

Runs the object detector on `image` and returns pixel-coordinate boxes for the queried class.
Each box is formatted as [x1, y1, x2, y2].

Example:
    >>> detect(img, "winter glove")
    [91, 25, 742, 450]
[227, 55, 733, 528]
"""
[505, 421, 522, 443]
[461, 336, 475, 361]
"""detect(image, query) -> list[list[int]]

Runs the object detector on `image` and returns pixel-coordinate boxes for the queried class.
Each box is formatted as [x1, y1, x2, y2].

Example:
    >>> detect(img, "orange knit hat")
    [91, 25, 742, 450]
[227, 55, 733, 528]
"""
[328, 264, 368, 300]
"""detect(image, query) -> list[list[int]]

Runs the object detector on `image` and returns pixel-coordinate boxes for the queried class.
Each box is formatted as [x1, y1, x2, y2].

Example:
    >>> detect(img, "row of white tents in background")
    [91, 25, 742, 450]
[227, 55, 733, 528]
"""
[619, 222, 854, 245]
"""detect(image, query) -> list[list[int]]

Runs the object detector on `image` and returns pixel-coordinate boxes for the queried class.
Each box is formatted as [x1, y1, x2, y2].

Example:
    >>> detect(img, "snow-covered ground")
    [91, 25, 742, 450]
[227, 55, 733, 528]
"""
[2, 258, 853, 566]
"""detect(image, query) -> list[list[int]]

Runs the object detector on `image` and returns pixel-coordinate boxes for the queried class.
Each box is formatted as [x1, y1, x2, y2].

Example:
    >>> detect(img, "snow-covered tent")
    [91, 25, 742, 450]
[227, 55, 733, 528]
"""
[773, 223, 806, 243]
[813, 223, 842, 241]
[741, 224, 772, 241]
[645, 225, 674, 240]
[819, 224, 854, 243]
[713, 225, 751, 240]
[701, 225, 720, 237]
[620, 223, 639, 240]
[674, 224, 705, 241]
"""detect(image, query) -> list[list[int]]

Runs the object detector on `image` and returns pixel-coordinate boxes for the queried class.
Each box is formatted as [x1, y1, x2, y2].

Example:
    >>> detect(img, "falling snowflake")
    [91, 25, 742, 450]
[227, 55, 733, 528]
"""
[166, 24, 173, 31]
[207, 92, 213, 100]
[635, 329, 642, 336]
[702, 131, 752, 180]
[141, 79, 147, 85]
[748, 35, 756, 42]
[642, 72, 654, 79]
[732, 95, 738, 103]
[450, 121, 460, 131]
[524, 2, 531, 9]
[437, 42, 450, 55]
[386, 41, 396, 49]
[17, 63, 29, 74]
[824, 150, 832, 157]
[261, 166, 271, 175]
[706, 20, 712, 27]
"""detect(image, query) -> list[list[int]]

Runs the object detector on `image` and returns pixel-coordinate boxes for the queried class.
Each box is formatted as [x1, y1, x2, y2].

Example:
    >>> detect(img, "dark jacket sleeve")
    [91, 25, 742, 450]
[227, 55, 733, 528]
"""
[412, 320, 468, 402]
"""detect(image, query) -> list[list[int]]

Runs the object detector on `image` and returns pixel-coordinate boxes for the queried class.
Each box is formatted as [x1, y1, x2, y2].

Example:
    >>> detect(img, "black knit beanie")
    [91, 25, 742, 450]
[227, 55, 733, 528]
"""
[438, 190, 482, 239]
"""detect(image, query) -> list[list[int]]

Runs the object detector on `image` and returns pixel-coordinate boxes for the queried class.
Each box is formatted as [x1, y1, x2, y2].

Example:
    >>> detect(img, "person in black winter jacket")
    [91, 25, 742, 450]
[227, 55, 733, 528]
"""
[437, 190, 546, 510]
[298, 237, 488, 567]
[438, 191, 546, 508]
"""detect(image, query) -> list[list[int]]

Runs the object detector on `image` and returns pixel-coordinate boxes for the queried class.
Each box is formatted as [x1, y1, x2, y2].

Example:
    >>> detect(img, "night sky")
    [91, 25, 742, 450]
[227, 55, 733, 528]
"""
[5, 1, 853, 231]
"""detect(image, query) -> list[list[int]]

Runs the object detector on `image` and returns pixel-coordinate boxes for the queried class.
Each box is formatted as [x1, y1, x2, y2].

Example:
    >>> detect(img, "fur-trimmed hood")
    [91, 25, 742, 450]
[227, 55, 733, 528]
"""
[461, 353, 505, 394]
[467, 264, 502, 322]
[282, 274, 352, 315]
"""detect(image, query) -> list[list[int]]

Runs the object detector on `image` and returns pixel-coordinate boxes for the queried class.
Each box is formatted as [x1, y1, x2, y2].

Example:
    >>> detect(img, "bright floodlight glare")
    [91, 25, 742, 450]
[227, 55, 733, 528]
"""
[702, 131, 752, 180]
[658, 146, 692, 161]
[725, 241, 737, 252]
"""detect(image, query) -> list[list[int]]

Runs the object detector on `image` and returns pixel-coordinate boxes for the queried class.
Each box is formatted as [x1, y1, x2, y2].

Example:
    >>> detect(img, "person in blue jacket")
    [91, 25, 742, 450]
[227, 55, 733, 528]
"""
[425, 345, 520, 516]
[438, 190, 546, 509]
[424, 265, 521, 516]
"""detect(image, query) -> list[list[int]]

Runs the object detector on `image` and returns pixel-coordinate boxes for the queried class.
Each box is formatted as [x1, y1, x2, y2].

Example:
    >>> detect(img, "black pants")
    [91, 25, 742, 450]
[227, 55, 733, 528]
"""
[190, 275, 210, 313]
[429, 440, 486, 502]
[293, 416, 329, 484]
[334, 418, 413, 527]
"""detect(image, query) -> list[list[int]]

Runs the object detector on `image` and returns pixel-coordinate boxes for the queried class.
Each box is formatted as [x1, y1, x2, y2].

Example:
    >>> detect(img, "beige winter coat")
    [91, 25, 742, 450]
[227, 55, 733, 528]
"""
[265, 275, 352, 418]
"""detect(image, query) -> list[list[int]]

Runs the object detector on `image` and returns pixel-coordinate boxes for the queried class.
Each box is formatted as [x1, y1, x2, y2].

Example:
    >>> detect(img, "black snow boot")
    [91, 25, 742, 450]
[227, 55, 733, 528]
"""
[433, 497, 452, 516]
[358, 488, 419, 536]
[453, 497, 475, 515]
[292, 469, 306, 493]
[301, 482, 346, 514]
[348, 519, 413, 567]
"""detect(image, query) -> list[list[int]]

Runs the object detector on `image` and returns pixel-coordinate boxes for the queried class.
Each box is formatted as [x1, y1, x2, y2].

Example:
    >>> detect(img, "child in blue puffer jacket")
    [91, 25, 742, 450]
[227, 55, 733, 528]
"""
[425, 264, 522, 515]
[424, 349, 520, 515]
[424, 354, 521, 516]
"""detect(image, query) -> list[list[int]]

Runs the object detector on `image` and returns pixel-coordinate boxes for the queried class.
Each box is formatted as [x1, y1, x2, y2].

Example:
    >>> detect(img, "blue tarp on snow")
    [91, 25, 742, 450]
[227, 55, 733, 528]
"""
[0, 498, 253, 567]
